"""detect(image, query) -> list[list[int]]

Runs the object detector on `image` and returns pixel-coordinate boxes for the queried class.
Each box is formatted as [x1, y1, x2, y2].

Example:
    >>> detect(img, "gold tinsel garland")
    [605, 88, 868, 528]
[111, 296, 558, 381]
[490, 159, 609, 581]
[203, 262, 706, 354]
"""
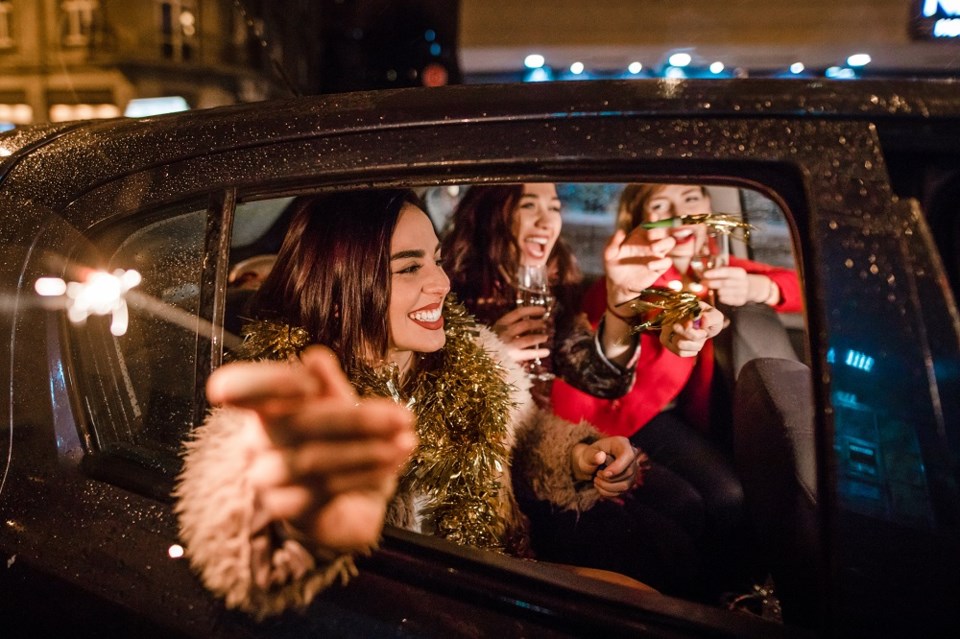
[621, 286, 704, 333]
[236, 299, 516, 553]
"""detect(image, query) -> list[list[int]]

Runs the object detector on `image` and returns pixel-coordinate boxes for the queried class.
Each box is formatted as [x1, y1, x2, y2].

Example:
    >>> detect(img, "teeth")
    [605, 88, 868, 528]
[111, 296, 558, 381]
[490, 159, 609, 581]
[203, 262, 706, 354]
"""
[528, 237, 548, 245]
[410, 308, 441, 322]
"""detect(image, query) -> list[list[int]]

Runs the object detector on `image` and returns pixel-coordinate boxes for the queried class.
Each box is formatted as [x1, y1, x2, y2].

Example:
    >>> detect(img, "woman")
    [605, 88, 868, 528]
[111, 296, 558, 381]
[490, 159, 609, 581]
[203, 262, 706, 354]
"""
[554, 183, 802, 437]
[441, 183, 724, 597]
[552, 183, 803, 594]
[442, 183, 720, 407]
[175, 190, 645, 618]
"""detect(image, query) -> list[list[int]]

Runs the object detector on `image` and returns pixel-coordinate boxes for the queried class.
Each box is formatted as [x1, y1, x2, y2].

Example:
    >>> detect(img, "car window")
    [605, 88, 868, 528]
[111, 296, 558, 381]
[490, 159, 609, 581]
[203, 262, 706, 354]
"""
[69, 203, 210, 459]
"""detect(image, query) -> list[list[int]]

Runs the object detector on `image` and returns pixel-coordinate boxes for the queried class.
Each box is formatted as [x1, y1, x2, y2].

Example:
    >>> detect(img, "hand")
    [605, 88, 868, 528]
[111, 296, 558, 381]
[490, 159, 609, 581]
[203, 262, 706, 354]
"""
[206, 346, 417, 552]
[702, 265, 753, 306]
[491, 305, 551, 364]
[603, 227, 676, 311]
[659, 302, 724, 357]
[571, 436, 645, 499]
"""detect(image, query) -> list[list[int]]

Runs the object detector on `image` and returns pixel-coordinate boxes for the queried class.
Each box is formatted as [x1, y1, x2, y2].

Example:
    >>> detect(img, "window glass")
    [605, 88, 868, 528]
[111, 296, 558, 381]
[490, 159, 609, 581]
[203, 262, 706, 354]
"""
[61, 0, 98, 47]
[71, 204, 207, 456]
[0, 0, 14, 49]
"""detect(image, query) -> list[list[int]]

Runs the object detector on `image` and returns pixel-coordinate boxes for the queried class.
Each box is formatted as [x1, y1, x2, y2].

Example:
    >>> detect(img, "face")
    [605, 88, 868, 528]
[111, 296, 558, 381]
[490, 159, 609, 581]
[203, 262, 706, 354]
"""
[387, 204, 451, 369]
[642, 184, 711, 258]
[511, 183, 562, 266]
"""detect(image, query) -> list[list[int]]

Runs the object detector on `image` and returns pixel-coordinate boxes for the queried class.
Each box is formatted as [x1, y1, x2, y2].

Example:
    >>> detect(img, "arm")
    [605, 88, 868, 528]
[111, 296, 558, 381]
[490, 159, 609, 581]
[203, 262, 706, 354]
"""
[175, 346, 415, 618]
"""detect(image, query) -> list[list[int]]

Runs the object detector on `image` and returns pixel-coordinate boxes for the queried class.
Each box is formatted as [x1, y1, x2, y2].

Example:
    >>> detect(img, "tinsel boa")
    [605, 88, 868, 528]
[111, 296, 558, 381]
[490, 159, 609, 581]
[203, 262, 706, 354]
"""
[236, 299, 523, 554]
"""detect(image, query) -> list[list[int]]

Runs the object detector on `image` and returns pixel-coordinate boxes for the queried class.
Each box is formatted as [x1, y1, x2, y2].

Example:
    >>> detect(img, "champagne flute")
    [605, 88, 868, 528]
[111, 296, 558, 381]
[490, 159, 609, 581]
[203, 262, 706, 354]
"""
[515, 264, 555, 381]
[689, 232, 720, 303]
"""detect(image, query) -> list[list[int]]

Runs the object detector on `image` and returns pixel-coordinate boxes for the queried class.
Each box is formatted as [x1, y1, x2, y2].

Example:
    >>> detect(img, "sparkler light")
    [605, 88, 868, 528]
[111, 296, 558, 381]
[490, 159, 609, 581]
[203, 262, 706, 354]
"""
[35, 268, 141, 336]
[34, 266, 243, 351]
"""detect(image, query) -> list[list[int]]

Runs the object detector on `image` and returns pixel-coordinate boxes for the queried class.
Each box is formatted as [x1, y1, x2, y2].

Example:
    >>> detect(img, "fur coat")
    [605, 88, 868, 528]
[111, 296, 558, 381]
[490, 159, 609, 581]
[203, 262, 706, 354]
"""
[175, 316, 609, 619]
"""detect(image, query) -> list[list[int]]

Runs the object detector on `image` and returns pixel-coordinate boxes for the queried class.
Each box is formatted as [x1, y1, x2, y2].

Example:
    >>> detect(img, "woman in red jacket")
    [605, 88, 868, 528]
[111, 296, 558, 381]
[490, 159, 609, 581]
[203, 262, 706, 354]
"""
[552, 183, 803, 593]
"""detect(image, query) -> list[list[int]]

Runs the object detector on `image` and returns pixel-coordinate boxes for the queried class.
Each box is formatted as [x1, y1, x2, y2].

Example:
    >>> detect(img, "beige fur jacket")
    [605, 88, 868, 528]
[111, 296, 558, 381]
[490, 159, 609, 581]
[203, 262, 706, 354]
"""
[175, 325, 609, 619]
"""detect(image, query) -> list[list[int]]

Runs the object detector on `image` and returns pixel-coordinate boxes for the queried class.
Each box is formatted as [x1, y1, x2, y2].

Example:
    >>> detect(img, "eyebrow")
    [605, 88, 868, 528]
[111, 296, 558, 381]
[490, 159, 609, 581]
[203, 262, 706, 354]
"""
[520, 192, 559, 198]
[390, 243, 441, 261]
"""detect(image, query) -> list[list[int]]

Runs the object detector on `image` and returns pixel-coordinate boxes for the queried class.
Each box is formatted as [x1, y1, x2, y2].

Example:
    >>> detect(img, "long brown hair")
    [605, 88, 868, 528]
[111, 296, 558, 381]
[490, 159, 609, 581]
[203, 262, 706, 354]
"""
[441, 184, 580, 319]
[248, 189, 420, 373]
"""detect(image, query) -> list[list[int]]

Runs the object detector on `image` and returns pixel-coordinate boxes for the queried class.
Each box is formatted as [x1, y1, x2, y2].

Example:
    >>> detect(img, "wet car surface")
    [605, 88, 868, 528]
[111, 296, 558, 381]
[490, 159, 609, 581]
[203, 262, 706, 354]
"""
[1, 79, 959, 637]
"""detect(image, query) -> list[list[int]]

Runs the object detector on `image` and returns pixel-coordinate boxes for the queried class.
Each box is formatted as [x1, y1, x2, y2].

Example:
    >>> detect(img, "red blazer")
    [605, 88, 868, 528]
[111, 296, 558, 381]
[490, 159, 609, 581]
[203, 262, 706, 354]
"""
[551, 256, 801, 437]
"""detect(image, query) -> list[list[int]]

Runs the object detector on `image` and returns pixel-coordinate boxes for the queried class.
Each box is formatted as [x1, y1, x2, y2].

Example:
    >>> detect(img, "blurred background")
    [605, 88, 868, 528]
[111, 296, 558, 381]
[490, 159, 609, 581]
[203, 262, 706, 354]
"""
[1, 0, 958, 129]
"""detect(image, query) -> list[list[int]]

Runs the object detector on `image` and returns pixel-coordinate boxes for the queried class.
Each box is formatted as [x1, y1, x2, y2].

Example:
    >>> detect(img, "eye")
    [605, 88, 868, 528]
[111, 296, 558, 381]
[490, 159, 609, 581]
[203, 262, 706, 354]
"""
[394, 262, 422, 275]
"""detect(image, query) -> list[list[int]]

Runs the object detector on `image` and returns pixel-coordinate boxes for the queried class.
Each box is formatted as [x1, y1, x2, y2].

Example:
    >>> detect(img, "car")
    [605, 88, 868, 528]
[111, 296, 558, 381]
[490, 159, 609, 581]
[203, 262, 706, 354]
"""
[1, 78, 959, 638]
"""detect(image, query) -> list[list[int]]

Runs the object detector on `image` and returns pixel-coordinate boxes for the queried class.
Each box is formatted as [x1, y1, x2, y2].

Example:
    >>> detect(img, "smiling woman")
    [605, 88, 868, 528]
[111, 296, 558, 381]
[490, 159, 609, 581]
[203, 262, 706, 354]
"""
[174, 188, 648, 618]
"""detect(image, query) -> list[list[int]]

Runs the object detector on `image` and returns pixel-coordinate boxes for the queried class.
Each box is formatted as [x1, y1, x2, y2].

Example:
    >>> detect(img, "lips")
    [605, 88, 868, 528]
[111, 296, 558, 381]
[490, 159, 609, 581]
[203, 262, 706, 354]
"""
[671, 229, 696, 246]
[408, 302, 444, 330]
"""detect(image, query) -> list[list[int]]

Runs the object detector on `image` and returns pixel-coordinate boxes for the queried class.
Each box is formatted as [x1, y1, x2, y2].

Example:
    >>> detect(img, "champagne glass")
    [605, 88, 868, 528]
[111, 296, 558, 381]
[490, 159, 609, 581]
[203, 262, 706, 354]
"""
[689, 232, 720, 303]
[515, 264, 555, 381]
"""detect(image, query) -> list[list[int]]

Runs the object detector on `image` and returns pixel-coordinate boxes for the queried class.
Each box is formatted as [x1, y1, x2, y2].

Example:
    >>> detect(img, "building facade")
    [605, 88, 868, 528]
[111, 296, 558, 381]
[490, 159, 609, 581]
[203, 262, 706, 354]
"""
[0, 0, 321, 127]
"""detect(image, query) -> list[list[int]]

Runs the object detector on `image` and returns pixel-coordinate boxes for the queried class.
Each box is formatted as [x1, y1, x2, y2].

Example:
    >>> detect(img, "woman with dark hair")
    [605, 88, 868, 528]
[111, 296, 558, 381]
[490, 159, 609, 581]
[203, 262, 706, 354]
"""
[442, 183, 721, 406]
[175, 189, 648, 618]
[553, 183, 803, 595]
[441, 183, 726, 598]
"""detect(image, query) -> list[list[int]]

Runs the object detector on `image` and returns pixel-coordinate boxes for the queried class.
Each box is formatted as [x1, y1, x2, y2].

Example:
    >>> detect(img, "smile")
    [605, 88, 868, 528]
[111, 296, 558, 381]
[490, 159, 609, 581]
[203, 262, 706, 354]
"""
[409, 303, 444, 330]
[524, 236, 551, 258]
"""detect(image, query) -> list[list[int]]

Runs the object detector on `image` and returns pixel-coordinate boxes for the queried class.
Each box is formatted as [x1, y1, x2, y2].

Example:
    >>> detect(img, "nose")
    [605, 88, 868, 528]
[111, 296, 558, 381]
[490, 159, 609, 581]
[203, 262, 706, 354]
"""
[425, 263, 451, 296]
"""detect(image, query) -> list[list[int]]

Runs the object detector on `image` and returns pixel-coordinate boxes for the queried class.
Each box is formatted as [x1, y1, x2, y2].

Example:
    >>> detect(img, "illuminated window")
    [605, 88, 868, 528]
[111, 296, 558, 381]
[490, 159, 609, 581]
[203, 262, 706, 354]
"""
[159, 0, 198, 61]
[0, 103, 33, 126]
[49, 103, 121, 122]
[0, 0, 14, 48]
[61, 0, 99, 47]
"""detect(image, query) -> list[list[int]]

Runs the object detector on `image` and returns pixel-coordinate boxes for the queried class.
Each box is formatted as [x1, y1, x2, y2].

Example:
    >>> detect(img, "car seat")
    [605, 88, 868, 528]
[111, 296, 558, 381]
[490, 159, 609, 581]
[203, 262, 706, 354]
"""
[733, 357, 821, 627]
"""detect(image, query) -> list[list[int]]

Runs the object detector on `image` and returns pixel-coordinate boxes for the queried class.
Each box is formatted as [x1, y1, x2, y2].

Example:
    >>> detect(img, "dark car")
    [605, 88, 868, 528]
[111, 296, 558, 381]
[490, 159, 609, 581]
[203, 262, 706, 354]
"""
[1, 79, 959, 638]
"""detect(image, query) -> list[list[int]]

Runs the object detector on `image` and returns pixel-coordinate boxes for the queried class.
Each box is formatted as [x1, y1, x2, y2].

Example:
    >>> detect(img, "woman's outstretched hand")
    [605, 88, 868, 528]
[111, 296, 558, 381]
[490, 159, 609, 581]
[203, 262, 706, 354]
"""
[206, 346, 417, 551]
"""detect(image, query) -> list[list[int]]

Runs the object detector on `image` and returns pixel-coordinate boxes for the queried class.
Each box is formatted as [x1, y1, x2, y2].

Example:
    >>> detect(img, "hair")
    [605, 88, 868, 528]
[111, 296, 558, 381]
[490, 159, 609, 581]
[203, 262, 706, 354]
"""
[617, 183, 710, 231]
[441, 184, 580, 319]
[248, 189, 421, 373]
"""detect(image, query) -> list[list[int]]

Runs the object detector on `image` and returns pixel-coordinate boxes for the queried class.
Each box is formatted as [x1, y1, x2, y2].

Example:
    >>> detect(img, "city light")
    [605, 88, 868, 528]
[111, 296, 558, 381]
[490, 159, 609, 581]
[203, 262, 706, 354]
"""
[523, 54, 545, 69]
[709, 61, 725, 74]
[847, 53, 872, 67]
[668, 52, 692, 67]
[627, 61, 643, 74]
[790, 62, 806, 74]
[826, 66, 856, 79]
[124, 97, 189, 118]
[569, 61, 585, 75]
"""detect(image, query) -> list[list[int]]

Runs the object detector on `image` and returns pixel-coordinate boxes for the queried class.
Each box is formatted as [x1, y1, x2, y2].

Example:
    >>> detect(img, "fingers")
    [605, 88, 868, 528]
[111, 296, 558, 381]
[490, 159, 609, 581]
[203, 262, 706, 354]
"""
[507, 345, 551, 363]
[249, 432, 414, 487]
[495, 314, 548, 342]
[661, 321, 712, 357]
[300, 345, 358, 401]
[207, 359, 318, 407]
[260, 398, 415, 446]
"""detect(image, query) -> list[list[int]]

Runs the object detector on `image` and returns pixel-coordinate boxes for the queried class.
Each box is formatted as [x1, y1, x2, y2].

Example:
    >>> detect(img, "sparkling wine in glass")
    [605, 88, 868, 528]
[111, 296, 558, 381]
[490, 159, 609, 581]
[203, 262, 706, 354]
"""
[689, 235, 720, 303]
[515, 264, 555, 381]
